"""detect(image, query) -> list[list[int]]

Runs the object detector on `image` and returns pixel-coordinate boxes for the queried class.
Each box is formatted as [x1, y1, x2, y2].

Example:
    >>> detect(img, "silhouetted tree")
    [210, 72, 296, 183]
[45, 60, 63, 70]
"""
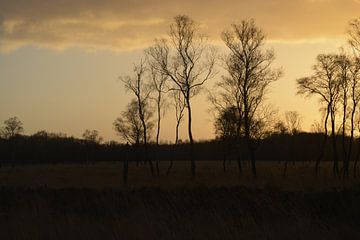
[220, 19, 282, 177]
[311, 120, 324, 133]
[147, 15, 217, 178]
[120, 61, 154, 175]
[278, 111, 302, 176]
[284, 111, 302, 135]
[1, 116, 24, 167]
[273, 121, 288, 135]
[113, 100, 143, 145]
[166, 90, 186, 176]
[347, 18, 360, 177]
[1, 116, 24, 139]
[82, 129, 103, 144]
[213, 106, 240, 172]
[348, 18, 360, 57]
[149, 65, 168, 175]
[297, 54, 341, 176]
[335, 53, 360, 178]
[82, 129, 103, 164]
[172, 90, 186, 145]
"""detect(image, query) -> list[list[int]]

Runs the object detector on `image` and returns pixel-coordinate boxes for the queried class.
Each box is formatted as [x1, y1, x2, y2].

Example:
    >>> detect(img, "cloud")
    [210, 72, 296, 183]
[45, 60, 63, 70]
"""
[0, 0, 359, 52]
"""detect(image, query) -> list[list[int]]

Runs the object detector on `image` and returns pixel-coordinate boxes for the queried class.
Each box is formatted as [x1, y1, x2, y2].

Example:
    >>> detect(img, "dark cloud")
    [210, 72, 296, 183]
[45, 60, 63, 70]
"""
[0, 0, 359, 51]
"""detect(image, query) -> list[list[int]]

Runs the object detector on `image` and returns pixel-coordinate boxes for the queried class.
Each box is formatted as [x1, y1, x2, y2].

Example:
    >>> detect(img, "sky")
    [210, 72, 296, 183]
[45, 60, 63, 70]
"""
[0, 0, 360, 142]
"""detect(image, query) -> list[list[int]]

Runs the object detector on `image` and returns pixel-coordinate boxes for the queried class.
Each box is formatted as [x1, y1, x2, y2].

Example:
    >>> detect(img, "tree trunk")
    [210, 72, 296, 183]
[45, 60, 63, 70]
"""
[244, 114, 256, 177]
[138, 101, 154, 176]
[186, 97, 196, 178]
[345, 103, 356, 178]
[175, 121, 180, 145]
[341, 97, 348, 178]
[155, 98, 161, 176]
[316, 108, 330, 176]
[330, 111, 339, 177]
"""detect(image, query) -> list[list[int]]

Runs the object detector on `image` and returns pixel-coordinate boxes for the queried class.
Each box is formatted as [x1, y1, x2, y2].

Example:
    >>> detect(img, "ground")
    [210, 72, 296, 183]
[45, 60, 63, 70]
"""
[0, 161, 360, 239]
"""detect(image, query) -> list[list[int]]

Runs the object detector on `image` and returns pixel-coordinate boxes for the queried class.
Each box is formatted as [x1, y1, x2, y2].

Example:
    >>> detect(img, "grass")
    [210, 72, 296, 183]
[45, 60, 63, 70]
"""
[0, 160, 359, 190]
[0, 187, 360, 239]
[1, 160, 360, 239]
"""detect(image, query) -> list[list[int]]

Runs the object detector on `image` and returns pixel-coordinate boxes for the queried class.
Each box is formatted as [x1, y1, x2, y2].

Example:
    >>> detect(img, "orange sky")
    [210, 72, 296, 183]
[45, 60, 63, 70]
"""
[0, 0, 359, 142]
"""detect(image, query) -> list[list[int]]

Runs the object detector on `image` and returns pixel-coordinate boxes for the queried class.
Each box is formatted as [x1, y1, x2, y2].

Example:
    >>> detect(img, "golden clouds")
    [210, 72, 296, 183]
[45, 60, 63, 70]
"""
[0, 0, 359, 52]
[0, 16, 166, 52]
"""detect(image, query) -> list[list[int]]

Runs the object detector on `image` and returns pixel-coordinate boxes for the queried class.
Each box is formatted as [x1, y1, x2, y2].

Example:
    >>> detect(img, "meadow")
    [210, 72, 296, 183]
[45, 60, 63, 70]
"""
[0, 161, 359, 190]
[1, 161, 360, 239]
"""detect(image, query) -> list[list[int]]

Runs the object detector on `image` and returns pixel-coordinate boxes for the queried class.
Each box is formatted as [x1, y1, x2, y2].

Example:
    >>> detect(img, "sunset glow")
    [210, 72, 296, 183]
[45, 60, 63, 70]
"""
[1, 0, 360, 142]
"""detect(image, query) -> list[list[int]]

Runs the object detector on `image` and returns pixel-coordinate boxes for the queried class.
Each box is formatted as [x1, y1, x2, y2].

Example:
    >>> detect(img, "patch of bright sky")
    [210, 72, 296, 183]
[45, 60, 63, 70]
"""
[0, 37, 348, 142]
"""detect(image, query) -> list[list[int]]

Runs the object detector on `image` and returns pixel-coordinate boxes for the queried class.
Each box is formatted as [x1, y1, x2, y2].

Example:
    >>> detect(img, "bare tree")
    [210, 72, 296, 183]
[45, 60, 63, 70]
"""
[273, 120, 288, 135]
[284, 111, 302, 135]
[220, 19, 282, 177]
[113, 100, 143, 145]
[149, 65, 168, 175]
[347, 18, 360, 177]
[213, 106, 241, 172]
[172, 90, 186, 145]
[337, 54, 360, 178]
[81, 129, 103, 164]
[280, 111, 302, 176]
[337, 53, 351, 178]
[311, 120, 324, 133]
[348, 18, 360, 57]
[147, 15, 216, 178]
[208, 50, 246, 174]
[120, 62, 154, 175]
[82, 129, 103, 144]
[166, 90, 186, 176]
[297, 54, 341, 176]
[1, 117, 24, 138]
[1, 116, 24, 168]
[149, 66, 168, 147]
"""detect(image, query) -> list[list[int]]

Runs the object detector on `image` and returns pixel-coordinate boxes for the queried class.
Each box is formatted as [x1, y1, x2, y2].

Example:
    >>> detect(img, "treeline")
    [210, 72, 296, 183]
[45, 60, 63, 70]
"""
[1, 131, 360, 169]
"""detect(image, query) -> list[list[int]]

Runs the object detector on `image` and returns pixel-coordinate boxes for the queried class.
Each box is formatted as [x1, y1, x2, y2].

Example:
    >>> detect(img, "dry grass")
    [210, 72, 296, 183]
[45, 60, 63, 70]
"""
[0, 187, 360, 240]
[1, 161, 360, 239]
[0, 161, 359, 190]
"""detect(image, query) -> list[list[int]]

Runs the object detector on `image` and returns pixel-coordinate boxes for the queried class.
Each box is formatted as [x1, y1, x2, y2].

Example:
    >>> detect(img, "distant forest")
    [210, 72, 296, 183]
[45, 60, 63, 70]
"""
[0, 131, 358, 168]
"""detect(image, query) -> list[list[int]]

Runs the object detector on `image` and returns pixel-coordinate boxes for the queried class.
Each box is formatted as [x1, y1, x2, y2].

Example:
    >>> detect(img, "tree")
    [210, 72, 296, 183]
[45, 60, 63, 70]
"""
[297, 54, 341, 176]
[172, 90, 186, 145]
[1, 117, 24, 138]
[113, 100, 144, 145]
[335, 53, 360, 178]
[311, 120, 323, 133]
[81, 129, 103, 164]
[348, 18, 360, 57]
[149, 65, 168, 175]
[347, 18, 360, 177]
[147, 15, 216, 178]
[284, 111, 302, 135]
[120, 60, 154, 175]
[1, 116, 24, 167]
[273, 121, 288, 135]
[82, 129, 103, 144]
[214, 106, 241, 172]
[220, 19, 282, 177]
[166, 90, 186, 176]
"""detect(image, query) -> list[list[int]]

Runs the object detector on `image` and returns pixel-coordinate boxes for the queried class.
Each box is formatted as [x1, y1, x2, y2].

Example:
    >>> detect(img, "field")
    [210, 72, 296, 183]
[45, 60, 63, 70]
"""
[1, 161, 359, 190]
[1, 161, 360, 239]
